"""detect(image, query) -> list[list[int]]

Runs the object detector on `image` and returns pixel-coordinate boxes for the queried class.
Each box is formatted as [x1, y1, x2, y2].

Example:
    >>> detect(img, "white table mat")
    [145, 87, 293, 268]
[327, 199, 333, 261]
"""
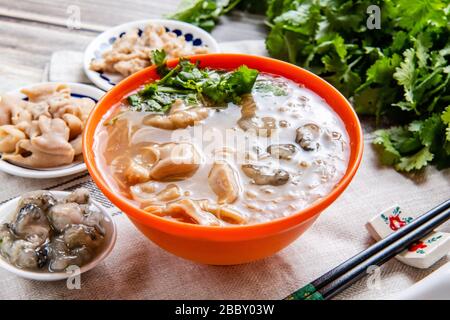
[0, 41, 449, 300]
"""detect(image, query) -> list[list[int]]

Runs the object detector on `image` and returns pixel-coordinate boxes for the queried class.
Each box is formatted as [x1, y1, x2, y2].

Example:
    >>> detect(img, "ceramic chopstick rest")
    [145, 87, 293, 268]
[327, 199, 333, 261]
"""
[366, 205, 414, 241]
[366, 205, 450, 269]
[396, 232, 450, 269]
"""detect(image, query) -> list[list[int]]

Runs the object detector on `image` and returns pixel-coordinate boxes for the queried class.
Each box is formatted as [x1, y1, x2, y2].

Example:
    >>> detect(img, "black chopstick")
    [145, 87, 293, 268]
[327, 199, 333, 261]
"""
[285, 199, 450, 300]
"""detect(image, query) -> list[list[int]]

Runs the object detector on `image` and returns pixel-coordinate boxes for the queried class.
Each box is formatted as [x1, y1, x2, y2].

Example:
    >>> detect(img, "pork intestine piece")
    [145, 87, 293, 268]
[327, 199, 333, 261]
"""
[11, 106, 32, 129]
[0, 96, 12, 125]
[104, 118, 133, 164]
[70, 135, 83, 156]
[110, 145, 158, 186]
[0, 95, 28, 126]
[111, 142, 200, 186]
[149, 143, 200, 181]
[208, 161, 240, 204]
[199, 202, 247, 225]
[48, 97, 94, 122]
[144, 199, 247, 226]
[32, 116, 71, 154]
[145, 199, 223, 226]
[237, 94, 278, 137]
[25, 102, 51, 119]
[132, 182, 181, 207]
[3, 139, 74, 168]
[62, 113, 83, 140]
[114, 59, 151, 77]
[143, 100, 209, 130]
[24, 120, 41, 139]
[0, 125, 26, 153]
[2, 116, 75, 168]
[21, 83, 71, 103]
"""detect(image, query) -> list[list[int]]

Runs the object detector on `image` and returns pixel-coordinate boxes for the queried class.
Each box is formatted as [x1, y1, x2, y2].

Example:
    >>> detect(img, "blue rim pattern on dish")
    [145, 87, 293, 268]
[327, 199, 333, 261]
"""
[93, 26, 205, 87]
[23, 93, 98, 103]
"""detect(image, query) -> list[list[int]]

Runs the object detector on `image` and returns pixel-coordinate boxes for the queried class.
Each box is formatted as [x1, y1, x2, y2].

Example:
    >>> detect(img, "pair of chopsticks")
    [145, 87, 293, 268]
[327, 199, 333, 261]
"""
[285, 199, 450, 300]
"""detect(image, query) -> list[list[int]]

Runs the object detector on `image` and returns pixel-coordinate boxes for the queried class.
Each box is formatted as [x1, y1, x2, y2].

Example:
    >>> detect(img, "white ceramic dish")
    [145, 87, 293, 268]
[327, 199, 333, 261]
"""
[0, 82, 104, 179]
[0, 190, 117, 281]
[390, 261, 450, 300]
[83, 19, 220, 91]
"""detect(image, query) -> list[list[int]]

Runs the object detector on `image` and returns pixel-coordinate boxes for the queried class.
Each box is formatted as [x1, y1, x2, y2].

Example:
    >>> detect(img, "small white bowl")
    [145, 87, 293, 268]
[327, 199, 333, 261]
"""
[84, 18, 220, 91]
[0, 190, 117, 281]
[0, 82, 104, 179]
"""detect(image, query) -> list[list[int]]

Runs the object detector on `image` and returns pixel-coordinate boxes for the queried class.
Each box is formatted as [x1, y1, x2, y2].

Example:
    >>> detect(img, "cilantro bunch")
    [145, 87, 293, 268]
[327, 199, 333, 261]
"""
[127, 50, 259, 112]
[265, 0, 450, 171]
[168, 1, 267, 31]
[167, 0, 243, 31]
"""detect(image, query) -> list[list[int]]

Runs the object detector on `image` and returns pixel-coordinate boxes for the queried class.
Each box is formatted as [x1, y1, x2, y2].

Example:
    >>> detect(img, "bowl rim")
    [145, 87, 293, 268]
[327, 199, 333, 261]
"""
[0, 82, 104, 179]
[83, 18, 221, 91]
[83, 53, 363, 241]
[0, 190, 117, 281]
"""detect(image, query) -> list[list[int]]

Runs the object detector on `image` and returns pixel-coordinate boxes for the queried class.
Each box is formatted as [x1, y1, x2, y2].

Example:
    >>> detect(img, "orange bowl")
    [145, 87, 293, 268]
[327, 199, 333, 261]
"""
[83, 54, 363, 265]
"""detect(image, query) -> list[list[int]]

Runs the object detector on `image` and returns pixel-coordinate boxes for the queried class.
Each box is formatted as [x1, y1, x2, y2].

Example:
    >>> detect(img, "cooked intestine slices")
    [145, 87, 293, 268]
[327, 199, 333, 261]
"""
[0, 83, 95, 168]
[90, 24, 209, 77]
[95, 74, 350, 225]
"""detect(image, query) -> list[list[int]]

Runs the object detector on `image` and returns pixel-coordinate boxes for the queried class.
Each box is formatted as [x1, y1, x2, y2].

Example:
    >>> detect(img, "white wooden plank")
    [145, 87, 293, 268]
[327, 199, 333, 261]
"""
[0, 0, 267, 40]
[0, 18, 95, 91]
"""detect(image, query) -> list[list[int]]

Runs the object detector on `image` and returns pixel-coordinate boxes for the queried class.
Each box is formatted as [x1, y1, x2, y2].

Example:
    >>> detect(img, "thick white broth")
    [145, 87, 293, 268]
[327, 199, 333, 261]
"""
[94, 73, 350, 225]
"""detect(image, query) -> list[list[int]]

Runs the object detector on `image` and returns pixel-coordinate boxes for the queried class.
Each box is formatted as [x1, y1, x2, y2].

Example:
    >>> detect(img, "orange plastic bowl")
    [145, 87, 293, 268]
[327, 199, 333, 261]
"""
[83, 54, 363, 265]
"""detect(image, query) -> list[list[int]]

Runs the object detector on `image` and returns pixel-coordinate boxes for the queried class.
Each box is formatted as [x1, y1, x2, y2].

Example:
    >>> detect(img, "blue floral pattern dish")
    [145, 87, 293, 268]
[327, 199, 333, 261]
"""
[0, 82, 104, 179]
[84, 19, 220, 91]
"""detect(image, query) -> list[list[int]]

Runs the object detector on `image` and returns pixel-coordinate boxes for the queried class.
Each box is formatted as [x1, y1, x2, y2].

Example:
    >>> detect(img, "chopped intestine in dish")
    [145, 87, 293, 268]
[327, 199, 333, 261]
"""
[0, 83, 95, 169]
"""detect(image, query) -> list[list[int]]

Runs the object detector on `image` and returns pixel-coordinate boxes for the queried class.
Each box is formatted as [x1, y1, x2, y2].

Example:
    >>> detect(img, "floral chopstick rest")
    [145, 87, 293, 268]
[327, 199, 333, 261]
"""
[366, 206, 413, 241]
[366, 205, 450, 269]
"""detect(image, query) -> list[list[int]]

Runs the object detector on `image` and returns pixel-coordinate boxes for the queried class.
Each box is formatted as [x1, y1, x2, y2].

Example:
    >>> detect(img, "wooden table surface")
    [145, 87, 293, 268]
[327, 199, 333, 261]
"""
[0, 0, 267, 92]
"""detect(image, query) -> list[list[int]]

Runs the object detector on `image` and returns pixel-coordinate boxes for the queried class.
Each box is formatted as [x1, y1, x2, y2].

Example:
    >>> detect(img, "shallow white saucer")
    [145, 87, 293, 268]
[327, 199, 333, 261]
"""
[0, 82, 104, 179]
[0, 191, 117, 281]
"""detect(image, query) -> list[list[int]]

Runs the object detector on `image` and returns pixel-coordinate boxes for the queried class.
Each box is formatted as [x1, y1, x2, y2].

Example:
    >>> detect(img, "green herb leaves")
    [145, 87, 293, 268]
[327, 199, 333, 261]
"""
[168, 0, 267, 31]
[374, 111, 450, 172]
[127, 50, 259, 113]
[264, 0, 450, 171]
[167, 0, 242, 31]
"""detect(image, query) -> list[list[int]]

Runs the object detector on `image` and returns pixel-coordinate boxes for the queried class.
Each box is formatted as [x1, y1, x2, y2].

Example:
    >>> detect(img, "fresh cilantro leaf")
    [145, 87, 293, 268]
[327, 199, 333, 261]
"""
[386, 126, 422, 154]
[127, 59, 259, 113]
[228, 65, 259, 96]
[395, 147, 434, 172]
[366, 54, 402, 85]
[442, 106, 450, 124]
[150, 49, 169, 76]
[167, 0, 242, 31]
[415, 114, 444, 147]
[151, 49, 166, 66]
[321, 53, 361, 98]
[441, 106, 450, 141]
[390, 0, 447, 36]
[393, 48, 416, 107]
[373, 129, 402, 166]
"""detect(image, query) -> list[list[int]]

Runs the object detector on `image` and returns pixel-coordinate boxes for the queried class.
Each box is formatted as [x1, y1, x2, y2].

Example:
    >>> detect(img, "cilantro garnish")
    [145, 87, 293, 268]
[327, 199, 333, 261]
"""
[127, 49, 259, 113]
